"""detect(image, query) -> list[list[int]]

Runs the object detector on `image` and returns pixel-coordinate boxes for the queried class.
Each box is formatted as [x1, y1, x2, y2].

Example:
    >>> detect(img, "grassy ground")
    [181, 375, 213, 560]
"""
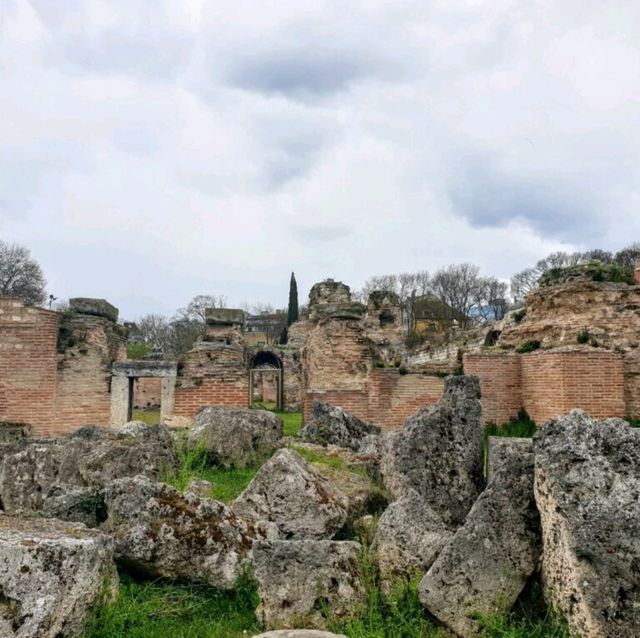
[132, 408, 161, 425]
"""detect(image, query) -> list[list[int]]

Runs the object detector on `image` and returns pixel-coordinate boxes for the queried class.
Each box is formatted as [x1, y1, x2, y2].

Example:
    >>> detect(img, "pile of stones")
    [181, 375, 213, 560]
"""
[0, 378, 638, 638]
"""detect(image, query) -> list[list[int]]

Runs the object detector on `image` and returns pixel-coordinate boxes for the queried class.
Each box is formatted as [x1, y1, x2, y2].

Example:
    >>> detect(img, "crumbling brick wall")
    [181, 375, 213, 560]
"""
[133, 377, 162, 409]
[0, 298, 60, 435]
[465, 349, 627, 426]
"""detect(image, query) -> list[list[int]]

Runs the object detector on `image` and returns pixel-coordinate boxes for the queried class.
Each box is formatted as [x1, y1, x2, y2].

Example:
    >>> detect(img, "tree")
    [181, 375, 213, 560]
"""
[0, 241, 46, 306]
[431, 263, 483, 328]
[614, 242, 640, 270]
[287, 272, 299, 326]
[474, 277, 509, 321]
[176, 294, 227, 323]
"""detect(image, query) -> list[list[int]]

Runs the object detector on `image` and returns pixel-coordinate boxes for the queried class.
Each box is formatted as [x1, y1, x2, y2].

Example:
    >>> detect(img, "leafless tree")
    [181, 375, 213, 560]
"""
[431, 263, 483, 328]
[615, 242, 640, 270]
[176, 294, 227, 323]
[474, 277, 509, 321]
[0, 241, 47, 306]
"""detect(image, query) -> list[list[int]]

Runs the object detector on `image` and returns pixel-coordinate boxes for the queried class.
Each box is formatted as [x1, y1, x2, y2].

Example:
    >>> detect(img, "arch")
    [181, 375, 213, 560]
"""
[250, 350, 283, 369]
[249, 350, 283, 410]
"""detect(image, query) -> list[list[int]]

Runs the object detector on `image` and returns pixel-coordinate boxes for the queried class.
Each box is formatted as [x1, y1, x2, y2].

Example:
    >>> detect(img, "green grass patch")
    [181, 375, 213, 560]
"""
[278, 410, 302, 437]
[83, 572, 260, 638]
[161, 443, 263, 503]
[515, 340, 541, 354]
[627, 417, 640, 428]
[131, 408, 160, 425]
[485, 409, 537, 440]
[291, 445, 348, 470]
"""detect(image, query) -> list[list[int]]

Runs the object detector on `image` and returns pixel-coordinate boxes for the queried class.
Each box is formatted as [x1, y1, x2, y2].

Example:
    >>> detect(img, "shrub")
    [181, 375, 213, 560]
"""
[485, 409, 537, 440]
[512, 309, 527, 324]
[516, 340, 541, 354]
[576, 329, 590, 345]
[127, 342, 152, 360]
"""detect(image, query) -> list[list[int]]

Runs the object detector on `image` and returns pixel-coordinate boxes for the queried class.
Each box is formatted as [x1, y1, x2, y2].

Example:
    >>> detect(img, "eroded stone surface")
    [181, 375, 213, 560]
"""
[232, 449, 348, 539]
[420, 437, 540, 637]
[188, 407, 283, 468]
[252, 540, 365, 630]
[0, 425, 177, 526]
[380, 375, 484, 527]
[0, 515, 117, 638]
[102, 475, 261, 588]
[534, 411, 640, 638]
[372, 489, 453, 590]
[299, 401, 380, 451]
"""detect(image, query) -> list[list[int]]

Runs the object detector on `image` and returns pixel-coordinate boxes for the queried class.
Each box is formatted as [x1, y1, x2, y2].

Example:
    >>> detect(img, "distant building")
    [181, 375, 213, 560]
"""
[412, 294, 466, 333]
[245, 311, 287, 346]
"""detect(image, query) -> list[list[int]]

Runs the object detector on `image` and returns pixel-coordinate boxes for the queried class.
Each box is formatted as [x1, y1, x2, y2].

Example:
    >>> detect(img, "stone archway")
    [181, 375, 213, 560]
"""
[249, 351, 283, 411]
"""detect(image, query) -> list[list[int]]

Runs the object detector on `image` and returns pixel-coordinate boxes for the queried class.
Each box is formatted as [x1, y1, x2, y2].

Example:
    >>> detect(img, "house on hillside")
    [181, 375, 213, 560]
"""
[411, 294, 467, 334]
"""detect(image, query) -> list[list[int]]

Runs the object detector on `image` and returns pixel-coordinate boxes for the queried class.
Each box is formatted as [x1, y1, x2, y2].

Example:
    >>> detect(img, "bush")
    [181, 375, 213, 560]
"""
[576, 328, 590, 344]
[127, 342, 152, 360]
[485, 409, 537, 440]
[515, 340, 541, 354]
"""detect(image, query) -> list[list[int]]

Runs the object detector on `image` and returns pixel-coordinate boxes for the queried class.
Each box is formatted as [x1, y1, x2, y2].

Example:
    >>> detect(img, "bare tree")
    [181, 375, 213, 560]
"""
[136, 314, 173, 353]
[615, 242, 640, 270]
[0, 241, 47, 306]
[474, 277, 509, 321]
[177, 294, 227, 323]
[431, 263, 483, 328]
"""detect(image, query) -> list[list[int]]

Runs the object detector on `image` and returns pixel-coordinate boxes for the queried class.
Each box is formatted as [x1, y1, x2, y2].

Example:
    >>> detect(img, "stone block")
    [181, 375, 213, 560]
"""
[69, 297, 119, 322]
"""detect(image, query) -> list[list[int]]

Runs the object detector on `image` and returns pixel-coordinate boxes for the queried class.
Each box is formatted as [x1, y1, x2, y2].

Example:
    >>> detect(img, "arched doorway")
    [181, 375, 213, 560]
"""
[249, 351, 283, 411]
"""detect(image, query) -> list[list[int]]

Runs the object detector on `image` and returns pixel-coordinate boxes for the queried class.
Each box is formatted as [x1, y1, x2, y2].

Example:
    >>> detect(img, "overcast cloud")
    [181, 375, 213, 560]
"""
[1, 0, 639, 319]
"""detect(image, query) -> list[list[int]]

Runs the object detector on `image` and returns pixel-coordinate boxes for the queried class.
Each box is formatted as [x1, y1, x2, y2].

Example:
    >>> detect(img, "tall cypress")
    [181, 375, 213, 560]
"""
[287, 272, 299, 326]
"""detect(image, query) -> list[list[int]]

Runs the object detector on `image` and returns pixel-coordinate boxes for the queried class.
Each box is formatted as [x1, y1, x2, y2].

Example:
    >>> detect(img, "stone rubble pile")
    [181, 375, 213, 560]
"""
[0, 386, 638, 638]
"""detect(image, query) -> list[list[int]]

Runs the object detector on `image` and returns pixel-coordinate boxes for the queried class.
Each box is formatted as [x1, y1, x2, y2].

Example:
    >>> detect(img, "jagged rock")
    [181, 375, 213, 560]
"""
[299, 401, 380, 451]
[253, 632, 347, 638]
[69, 297, 119, 322]
[373, 490, 454, 590]
[534, 411, 640, 638]
[188, 407, 283, 468]
[232, 449, 348, 539]
[0, 425, 177, 526]
[101, 475, 261, 588]
[352, 515, 378, 545]
[252, 540, 365, 629]
[0, 515, 117, 638]
[420, 437, 540, 638]
[486, 436, 534, 483]
[185, 477, 214, 498]
[380, 375, 484, 527]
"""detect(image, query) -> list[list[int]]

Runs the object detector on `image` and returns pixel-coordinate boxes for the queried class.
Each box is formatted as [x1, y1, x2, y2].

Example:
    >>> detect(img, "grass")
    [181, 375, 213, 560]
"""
[83, 572, 260, 638]
[278, 410, 302, 437]
[131, 408, 160, 425]
[485, 409, 537, 440]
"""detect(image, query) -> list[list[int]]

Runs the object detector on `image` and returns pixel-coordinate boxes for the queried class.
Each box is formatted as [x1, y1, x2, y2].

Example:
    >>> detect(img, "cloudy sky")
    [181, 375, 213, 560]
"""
[1, 1, 639, 319]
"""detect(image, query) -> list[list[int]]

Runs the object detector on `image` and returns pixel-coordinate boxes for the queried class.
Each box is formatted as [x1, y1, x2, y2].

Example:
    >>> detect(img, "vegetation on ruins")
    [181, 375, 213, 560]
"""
[515, 339, 541, 353]
[511, 242, 640, 300]
[485, 409, 537, 439]
[0, 240, 47, 306]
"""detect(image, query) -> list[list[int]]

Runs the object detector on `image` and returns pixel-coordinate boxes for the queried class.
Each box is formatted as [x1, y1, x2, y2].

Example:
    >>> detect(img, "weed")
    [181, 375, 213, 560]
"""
[516, 340, 541, 354]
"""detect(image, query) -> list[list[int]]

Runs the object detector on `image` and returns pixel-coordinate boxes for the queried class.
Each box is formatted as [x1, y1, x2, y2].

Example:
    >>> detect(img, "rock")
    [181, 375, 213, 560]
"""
[232, 449, 349, 539]
[185, 477, 214, 498]
[299, 401, 381, 451]
[188, 407, 283, 468]
[252, 540, 365, 630]
[69, 297, 119, 322]
[380, 375, 484, 527]
[253, 632, 347, 638]
[533, 410, 640, 638]
[420, 437, 540, 638]
[102, 475, 262, 588]
[486, 436, 534, 484]
[0, 425, 177, 526]
[0, 421, 31, 444]
[352, 515, 378, 545]
[117, 420, 173, 445]
[0, 515, 117, 638]
[373, 490, 454, 590]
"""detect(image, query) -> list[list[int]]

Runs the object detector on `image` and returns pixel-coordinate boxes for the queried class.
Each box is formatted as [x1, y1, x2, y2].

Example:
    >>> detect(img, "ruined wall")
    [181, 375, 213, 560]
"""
[303, 370, 444, 429]
[173, 324, 249, 416]
[0, 298, 60, 436]
[133, 377, 162, 409]
[464, 353, 523, 426]
[364, 291, 406, 366]
[54, 313, 123, 435]
[465, 349, 627, 425]
[498, 281, 640, 350]
[624, 352, 640, 419]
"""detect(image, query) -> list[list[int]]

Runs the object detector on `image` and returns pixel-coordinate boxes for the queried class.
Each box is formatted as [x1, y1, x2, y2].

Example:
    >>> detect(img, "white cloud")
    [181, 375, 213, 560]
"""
[0, 0, 638, 319]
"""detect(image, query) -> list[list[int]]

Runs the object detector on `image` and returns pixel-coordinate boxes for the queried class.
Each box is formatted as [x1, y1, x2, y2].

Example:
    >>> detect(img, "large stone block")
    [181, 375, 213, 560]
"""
[188, 407, 283, 468]
[0, 516, 117, 638]
[534, 410, 640, 638]
[205, 308, 246, 327]
[299, 401, 380, 451]
[232, 448, 348, 539]
[252, 540, 365, 629]
[380, 375, 484, 527]
[419, 437, 540, 637]
[102, 475, 263, 588]
[69, 297, 119, 322]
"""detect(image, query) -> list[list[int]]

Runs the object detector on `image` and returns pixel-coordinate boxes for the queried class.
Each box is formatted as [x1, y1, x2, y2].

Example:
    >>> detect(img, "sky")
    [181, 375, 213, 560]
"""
[1, 0, 639, 320]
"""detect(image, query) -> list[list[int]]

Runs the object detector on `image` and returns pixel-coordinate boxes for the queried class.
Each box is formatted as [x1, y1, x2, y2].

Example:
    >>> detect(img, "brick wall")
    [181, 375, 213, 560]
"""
[624, 352, 640, 419]
[466, 349, 627, 426]
[174, 378, 249, 416]
[133, 376, 162, 409]
[464, 353, 523, 425]
[0, 298, 60, 436]
[303, 369, 444, 430]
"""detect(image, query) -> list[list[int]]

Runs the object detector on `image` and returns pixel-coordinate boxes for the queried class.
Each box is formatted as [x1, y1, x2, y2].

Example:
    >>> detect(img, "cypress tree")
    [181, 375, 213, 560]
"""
[287, 272, 299, 326]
